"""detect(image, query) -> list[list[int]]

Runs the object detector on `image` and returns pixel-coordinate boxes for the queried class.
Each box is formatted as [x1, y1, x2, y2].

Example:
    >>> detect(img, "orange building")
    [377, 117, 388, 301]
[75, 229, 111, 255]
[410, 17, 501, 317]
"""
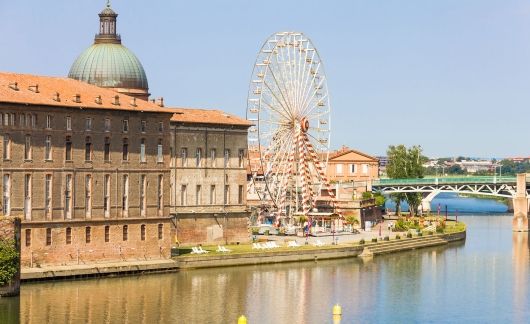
[325, 146, 379, 183]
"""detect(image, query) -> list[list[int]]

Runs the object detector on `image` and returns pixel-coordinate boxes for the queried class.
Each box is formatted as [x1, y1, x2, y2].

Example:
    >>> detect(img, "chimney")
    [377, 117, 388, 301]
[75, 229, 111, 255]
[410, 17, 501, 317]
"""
[8, 82, 19, 91]
[73, 94, 81, 103]
[28, 84, 39, 93]
[113, 95, 120, 106]
[53, 92, 61, 102]
[95, 95, 102, 104]
[130, 97, 137, 107]
[157, 97, 164, 107]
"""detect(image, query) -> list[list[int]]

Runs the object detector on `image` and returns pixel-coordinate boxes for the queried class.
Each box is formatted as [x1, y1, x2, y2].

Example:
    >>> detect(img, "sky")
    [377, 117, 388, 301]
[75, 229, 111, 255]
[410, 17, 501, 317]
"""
[1, 0, 530, 158]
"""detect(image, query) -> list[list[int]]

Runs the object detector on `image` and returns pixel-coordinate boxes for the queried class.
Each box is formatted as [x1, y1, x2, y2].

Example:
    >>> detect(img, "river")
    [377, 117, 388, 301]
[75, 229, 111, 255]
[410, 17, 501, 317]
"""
[1, 196, 529, 323]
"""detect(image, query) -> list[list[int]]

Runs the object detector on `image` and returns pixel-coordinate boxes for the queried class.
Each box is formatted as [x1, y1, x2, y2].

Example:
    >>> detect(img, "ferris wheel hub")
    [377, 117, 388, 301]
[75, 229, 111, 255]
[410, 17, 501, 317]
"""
[300, 117, 309, 133]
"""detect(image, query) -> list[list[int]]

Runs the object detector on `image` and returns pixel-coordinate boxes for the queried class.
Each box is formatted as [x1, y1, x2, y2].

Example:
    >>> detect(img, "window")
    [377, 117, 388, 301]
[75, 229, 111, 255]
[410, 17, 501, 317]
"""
[85, 227, 91, 243]
[104, 137, 111, 162]
[3, 113, 8, 126]
[65, 174, 72, 219]
[158, 122, 163, 132]
[350, 164, 356, 174]
[3, 134, 10, 160]
[122, 119, 129, 132]
[85, 118, 92, 131]
[122, 138, 129, 161]
[85, 136, 92, 161]
[238, 185, 244, 204]
[362, 164, 368, 174]
[18, 114, 24, 127]
[181, 148, 187, 167]
[336, 164, 343, 174]
[122, 175, 129, 217]
[140, 175, 146, 217]
[66, 227, 72, 245]
[45, 174, 52, 218]
[210, 149, 216, 167]
[31, 114, 36, 127]
[85, 175, 92, 218]
[24, 174, 31, 219]
[158, 224, 163, 240]
[46, 228, 52, 246]
[141, 224, 146, 241]
[210, 185, 216, 205]
[43, 135, 52, 160]
[140, 120, 147, 133]
[181, 185, 187, 206]
[123, 225, 128, 241]
[104, 118, 111, 132]
[157, 139, 163, 162]
[196, 148, 202, 167]
[25, 229, 31, 247]
[224, 185, 230, 205]
[224, 149, 230, 168]
[46, 115, 52, 129]
[238, 149, 245, 168]
[65, 136, 72, 161]
[3, 174, 10, 216]
[157, 175, 163, 216]
[105, 226, 110, 242]
[196, 185, 202, 205]
[24, 135, 31, 160]
[104, 175, 111, 218]
[140, 139, 146, 162]
[66, 116, 72, 131]
[11, 113, 15, 127]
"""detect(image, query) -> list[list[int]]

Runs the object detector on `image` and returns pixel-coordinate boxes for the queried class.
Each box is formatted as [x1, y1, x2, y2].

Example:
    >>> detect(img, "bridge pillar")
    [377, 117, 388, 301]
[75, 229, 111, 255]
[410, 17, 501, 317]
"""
[512, 173, 529, 232]
[421, 191, 439, 214]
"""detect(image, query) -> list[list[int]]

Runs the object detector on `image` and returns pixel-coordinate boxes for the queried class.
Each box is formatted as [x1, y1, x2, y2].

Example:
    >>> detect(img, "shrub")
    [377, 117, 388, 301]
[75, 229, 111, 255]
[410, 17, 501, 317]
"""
[359, 239, 365, 245]
[383, 236, 389, 241]
[0, 239, 18, 286]
[417, 232, 423, 237]
[426, 231, 433, 235]
[371, 238, 378, 243]
[406, 233, 413, 238]
[264, 230, 270, 236]
[395, 235, 401, 239]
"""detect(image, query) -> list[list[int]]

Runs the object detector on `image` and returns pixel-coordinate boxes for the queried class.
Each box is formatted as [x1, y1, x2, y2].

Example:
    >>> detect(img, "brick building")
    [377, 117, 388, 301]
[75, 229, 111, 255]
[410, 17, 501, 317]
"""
[0, 3, 251, 267]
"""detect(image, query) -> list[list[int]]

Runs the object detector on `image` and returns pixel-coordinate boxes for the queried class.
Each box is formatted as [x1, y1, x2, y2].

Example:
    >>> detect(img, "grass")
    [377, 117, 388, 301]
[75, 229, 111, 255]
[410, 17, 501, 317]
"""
[443, 221, 467, 234]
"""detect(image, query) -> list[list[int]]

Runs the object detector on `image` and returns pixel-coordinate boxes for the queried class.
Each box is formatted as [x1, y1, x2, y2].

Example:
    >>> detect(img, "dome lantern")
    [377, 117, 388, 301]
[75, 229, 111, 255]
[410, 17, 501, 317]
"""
[68, 1, 149, 101]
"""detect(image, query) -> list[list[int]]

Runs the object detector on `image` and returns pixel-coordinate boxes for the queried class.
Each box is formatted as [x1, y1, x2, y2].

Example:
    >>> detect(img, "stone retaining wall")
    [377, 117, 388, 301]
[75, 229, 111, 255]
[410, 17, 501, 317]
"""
[0, 216, 21, 297]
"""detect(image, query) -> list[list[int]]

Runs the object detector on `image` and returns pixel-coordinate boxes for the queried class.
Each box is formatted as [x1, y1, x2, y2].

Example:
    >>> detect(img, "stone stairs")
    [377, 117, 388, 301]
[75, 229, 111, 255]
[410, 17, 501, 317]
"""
[359, 235, 448, 257]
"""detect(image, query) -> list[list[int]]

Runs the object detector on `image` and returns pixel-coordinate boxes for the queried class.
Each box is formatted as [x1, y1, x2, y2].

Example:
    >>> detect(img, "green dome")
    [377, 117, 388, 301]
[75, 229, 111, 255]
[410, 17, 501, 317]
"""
[68, 43, 148, 91]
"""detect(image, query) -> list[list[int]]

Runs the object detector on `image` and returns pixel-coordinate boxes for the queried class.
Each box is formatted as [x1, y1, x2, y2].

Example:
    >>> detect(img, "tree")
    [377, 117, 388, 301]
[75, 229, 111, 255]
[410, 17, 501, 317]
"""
[386, 145, 427, 216]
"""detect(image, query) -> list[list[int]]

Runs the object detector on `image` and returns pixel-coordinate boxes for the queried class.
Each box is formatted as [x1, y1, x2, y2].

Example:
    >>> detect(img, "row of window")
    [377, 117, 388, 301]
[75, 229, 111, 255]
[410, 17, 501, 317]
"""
[180, 148, 245, 168]
[2, 173, 164, 218]
[179, 184, 244, 206]
[335, 163, 371, 175]
[24, 224, 164, 247]
[2, 135, 163, 163]
[0, 112, 163, 133]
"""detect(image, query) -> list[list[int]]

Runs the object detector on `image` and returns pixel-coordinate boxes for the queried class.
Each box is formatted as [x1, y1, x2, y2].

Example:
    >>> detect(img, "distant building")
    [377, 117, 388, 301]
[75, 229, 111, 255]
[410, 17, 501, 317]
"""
[456, 160, 494, 173]
[325, 146, 379, 183]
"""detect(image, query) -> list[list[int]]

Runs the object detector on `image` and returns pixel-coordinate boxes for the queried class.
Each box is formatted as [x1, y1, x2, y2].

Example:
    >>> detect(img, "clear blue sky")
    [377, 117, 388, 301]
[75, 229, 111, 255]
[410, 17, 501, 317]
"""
[2, 0, 530, 158]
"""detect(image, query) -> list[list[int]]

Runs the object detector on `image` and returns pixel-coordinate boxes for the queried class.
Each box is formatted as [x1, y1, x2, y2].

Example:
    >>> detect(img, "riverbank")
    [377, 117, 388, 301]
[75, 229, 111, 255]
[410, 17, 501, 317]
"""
[20, 222, 466, 281]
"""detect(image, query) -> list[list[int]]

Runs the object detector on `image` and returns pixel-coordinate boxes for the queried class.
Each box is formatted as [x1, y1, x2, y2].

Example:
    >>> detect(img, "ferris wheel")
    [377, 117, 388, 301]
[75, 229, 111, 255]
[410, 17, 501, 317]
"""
[247, 31, 334, 223]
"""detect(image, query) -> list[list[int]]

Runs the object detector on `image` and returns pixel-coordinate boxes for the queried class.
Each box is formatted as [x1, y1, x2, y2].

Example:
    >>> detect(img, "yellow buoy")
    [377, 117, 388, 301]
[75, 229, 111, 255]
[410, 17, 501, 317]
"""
[332, 304, 342, 316]
[237, 315, 248, 324]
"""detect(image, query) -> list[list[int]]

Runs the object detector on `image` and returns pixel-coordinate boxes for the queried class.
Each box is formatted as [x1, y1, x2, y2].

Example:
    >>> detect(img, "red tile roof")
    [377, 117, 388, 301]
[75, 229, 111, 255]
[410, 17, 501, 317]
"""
[0, 72, 170, 113]
[170, 107, 252, 127]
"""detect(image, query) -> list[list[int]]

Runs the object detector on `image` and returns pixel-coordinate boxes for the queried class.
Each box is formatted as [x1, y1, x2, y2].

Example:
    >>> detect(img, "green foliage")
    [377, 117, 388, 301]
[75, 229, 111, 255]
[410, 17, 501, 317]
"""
[395, 235, 401, 239]
[371, 238, 378, 243]
[297, 215, 308, 224]
[373, 192, 386, 207]
[406, 232, 413, 238]
[386, 144, 427, 215]
[417, 232, 423, 237]
[362, 191, 373, 199]
[383, 236, 389, 241]
[0, 239, 18, 286]
[345, 215, 359, 225]
[359, 239, 365, 245]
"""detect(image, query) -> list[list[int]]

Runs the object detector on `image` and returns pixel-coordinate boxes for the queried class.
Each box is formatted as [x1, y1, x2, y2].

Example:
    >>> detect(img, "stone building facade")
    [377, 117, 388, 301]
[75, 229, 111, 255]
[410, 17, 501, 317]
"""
[169, 109, 251, 245]
[0, 73, 173, 267]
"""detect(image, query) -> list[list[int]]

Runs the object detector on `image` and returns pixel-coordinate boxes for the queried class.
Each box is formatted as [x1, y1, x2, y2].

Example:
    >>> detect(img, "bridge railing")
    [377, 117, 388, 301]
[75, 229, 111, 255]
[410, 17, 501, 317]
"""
[372, 176, 517, 186]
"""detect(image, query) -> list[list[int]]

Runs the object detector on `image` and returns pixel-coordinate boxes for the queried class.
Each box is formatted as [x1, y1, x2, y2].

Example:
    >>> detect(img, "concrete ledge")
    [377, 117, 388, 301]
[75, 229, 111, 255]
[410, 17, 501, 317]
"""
[21, 259, 178, 281]
[176, 231, 467, 269]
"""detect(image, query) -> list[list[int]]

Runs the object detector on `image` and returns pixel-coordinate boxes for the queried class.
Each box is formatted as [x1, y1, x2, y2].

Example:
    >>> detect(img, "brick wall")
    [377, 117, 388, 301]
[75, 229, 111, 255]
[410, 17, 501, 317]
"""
[176, 212, 249, 245]
[0, 216, 21, 297]
[20, 219, 171, 267]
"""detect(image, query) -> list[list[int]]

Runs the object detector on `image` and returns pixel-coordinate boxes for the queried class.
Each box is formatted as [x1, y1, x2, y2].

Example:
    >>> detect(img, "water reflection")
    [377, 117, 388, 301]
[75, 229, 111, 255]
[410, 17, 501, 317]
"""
[7, 215, 530, 323]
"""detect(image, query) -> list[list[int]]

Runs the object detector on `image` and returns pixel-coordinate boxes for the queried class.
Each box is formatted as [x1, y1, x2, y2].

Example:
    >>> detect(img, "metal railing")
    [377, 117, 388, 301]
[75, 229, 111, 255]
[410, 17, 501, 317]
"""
[372, 176, 517, 186]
